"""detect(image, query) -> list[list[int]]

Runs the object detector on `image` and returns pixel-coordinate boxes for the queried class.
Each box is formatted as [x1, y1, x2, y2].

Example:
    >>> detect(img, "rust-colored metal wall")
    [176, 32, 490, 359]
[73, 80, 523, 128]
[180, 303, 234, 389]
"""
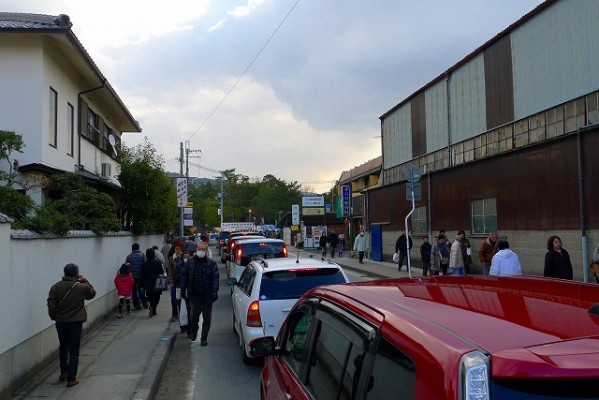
[484, 35, 515, 130]
[372, 130, 599, 232]
[411, 92, 427, 157]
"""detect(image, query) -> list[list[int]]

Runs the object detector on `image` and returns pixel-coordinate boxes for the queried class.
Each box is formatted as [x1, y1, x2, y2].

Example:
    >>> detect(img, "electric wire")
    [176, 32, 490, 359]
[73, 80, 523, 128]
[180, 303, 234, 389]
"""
[186, 0, 301, 141]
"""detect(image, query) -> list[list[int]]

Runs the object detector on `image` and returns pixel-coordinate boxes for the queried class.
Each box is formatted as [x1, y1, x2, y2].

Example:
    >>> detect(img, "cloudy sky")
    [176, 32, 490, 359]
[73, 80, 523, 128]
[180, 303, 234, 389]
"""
[4, 0, 543, 192]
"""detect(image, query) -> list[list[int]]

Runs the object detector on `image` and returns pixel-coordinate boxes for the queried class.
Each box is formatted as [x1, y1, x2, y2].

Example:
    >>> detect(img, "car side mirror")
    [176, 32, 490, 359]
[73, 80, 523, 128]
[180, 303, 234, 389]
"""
[226, 277, 238, 286]
[249, 336, 276, 357]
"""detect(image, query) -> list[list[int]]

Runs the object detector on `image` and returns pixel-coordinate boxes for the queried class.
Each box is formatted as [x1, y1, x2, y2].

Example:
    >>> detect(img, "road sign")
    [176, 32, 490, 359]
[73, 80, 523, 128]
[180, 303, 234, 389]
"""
[406, 182, 422, 201]
[405, 165, 421, 183]
[292, 204, 300, 225]
[302, 196, 324, 207]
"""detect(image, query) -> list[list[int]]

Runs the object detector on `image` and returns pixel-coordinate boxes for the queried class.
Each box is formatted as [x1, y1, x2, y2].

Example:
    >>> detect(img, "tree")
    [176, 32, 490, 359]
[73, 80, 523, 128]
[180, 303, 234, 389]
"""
[18, 173, 121, 234]
[118, 138, 178, 235]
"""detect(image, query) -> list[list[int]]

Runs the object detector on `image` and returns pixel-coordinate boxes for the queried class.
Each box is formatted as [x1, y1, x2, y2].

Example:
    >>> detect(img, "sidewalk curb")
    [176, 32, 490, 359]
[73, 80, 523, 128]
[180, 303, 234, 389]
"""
[132, 321, 179, 400]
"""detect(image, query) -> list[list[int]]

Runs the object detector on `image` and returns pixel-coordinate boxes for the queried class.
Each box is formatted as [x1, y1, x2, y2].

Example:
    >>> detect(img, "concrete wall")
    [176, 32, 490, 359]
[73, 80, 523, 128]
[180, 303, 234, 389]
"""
[0, 220, 162, 399]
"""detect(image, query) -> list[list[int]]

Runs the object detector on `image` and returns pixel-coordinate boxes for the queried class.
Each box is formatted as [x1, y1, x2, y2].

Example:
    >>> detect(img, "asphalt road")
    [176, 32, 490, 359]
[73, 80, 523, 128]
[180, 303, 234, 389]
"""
[155, 256, 372, 399]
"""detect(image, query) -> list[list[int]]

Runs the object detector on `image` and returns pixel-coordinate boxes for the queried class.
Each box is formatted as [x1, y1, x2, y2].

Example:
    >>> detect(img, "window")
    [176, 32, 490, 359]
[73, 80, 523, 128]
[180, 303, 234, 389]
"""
[306, 314, 366, 400]
[471, 198, 497, 234]
[259, 268, 347, 300]
[87, 108, 100, 144]
[365, 338, 416, 400]
[238, 267, 256, 296]
[67, 103, 74, 156]
[587, 92, 599, 126]
[49, 87, 57, 147]
[412, 206, 427, 235]
[281, 312, 314, 375]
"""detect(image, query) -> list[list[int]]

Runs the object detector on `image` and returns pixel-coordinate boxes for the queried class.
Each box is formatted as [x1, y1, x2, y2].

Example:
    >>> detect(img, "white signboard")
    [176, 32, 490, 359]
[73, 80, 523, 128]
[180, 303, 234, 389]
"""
[220, 222, 256, 231]
[183, 207, 193, 226]
[302, 196, 324, 207]
[176, 178, 188, 207]
[292, 204, 300, 225]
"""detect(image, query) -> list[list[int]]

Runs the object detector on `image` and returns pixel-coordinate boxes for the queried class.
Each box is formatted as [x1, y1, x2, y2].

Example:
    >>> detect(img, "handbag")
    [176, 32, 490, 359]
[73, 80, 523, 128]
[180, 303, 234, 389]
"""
[392, 252, 399, 262]
[179, 299, 188, 327]
[154, 274, 168, 291]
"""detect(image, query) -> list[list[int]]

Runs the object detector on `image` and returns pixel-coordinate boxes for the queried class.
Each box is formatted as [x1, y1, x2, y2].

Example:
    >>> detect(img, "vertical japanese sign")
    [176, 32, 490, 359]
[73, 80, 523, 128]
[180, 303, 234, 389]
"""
[177, 178, 187, 208]
[292, 204, 300, 225]
[183, 207, 194, 226]
[342, 185, 350, 217]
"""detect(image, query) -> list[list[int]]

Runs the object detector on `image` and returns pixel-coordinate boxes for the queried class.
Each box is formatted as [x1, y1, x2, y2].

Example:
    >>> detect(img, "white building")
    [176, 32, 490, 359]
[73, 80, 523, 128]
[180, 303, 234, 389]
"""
[0, 13, 141, 204]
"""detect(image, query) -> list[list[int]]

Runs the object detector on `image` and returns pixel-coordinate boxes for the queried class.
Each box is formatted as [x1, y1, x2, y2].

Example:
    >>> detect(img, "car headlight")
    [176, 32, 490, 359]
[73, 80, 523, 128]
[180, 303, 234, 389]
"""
[459, 351, 490, 400]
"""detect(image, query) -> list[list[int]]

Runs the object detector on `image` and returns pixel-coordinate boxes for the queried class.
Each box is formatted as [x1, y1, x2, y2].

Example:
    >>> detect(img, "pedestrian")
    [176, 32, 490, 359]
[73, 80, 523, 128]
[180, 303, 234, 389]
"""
[490, 240, 522, 276]
[161, 239, 172, 265]
[328, 229, 339, 258]
[459, 230, 473, 274]
[478, 233, 498, 275]
[353, 230, 368, 264]
[420, 236, 432, 276]
[141, 248, 165, 317]
[47, 263, 96, 388]
[430, 234, 447, 275]
[319, 232, 328, 257]
[184, 236, 196, 253]
[449, 232, 466, 275]
[125, 242, 146, 310]
[544, 235, 573, 280]
[114, 263, 134, 318]
[181, 241, 219, 345]
[394, 232, 413, 271]
[153, 245, 165, 267]
[589, 261, 599, 284]
[337, 232, 345, 257]
[167, 245, 184, 323]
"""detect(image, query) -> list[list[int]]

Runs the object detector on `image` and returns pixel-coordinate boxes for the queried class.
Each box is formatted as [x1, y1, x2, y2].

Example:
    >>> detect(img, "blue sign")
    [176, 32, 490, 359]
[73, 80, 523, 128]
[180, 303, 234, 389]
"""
[342, 185, 351, 217]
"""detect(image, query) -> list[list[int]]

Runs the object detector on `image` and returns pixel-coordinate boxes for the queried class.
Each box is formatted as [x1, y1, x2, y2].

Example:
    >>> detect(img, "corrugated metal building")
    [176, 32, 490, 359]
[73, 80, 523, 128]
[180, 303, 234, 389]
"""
[372, 0, 599, 280]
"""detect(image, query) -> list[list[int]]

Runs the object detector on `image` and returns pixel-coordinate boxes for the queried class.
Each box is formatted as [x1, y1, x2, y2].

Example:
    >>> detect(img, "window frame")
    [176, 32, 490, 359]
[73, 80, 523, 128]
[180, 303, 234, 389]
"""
[67, 102, 74, 156]
[49, 87, 58, 148]
[471, 197, 497, 235]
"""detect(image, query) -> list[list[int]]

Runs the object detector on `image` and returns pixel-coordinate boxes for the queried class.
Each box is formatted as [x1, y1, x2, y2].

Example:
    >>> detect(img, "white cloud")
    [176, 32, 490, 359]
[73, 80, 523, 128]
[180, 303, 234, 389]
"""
[227, 0, 268, 18]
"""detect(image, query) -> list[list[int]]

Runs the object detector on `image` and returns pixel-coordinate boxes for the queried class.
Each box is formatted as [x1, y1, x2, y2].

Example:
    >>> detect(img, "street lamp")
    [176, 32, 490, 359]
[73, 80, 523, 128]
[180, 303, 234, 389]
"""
[248, 209, 252, 222]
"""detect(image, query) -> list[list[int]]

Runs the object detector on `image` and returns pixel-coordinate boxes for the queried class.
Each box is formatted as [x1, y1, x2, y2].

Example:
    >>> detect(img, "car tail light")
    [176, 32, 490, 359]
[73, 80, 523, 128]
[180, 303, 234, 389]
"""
[282, 244, 288, 257]
[246, 301, 262, 327]
[288, 268, 319, 272]
[459, 351, 490, 400]
[236, 248, 243, 261]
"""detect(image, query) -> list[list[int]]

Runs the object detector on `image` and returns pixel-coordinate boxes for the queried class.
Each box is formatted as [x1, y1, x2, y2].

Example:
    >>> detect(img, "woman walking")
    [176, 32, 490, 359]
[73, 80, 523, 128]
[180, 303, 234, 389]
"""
[543, 235, 573, 280]
[141, 248, 165, 317]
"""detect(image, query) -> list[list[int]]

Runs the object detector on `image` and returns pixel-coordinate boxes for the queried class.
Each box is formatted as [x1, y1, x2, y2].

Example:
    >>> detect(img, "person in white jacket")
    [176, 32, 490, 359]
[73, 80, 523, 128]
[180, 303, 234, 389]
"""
[353, 230, 368, 264]
[490, 240, 522, 276]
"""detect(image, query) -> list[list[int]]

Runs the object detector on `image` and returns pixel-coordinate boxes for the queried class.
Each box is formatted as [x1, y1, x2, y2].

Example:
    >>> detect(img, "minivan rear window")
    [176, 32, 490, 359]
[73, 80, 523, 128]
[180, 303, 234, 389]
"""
[240, 242, 286, 258]
[259, 268, 346, 300]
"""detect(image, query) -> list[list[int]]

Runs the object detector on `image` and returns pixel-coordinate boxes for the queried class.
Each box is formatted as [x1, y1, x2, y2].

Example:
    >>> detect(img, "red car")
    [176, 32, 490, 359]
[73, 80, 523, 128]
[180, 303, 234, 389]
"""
[250, 275, 599, 400]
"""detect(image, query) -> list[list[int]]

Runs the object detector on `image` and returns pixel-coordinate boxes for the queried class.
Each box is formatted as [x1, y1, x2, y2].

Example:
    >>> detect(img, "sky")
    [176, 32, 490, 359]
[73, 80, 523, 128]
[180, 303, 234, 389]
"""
[3, 0, 545, 192]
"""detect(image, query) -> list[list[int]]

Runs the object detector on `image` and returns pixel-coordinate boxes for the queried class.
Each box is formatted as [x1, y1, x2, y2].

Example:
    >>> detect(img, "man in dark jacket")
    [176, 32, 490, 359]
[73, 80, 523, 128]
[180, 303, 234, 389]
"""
[395, 232, 413, 271]
[328, 230, 339, 258]
[126, 243, 146, 310]
[319, 233, 328, 257]
[47, 263, 96, 388]
[181, 241, 219, 345]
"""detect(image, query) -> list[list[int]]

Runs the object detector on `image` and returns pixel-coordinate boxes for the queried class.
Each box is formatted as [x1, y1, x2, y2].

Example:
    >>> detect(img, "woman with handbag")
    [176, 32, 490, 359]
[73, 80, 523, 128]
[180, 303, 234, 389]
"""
[141, 248, 165, 317]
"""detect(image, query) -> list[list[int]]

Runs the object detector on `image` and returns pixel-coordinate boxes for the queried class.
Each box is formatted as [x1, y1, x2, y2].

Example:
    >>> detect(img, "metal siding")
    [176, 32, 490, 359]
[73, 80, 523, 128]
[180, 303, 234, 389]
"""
[511, 0, 599, 119]
[449, 55, 487, 143]
[411, 92, 426, 157]
[484, 35, 514, 129]
[382, 104, 412, 169]
[425, 80, 449, 152]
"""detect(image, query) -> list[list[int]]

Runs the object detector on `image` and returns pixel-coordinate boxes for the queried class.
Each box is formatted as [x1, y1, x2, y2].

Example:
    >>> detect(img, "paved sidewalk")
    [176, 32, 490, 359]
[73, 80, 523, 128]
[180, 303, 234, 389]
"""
[10, 252, 418, 400]
[11, 298, 180, 400]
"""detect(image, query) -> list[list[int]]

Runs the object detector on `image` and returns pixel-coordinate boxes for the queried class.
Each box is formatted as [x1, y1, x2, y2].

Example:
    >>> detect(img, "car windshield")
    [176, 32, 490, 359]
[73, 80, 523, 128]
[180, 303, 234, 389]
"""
[242, 242, 285, 258]
[493, 379, 598, 399]
[259, 268, 346, 300]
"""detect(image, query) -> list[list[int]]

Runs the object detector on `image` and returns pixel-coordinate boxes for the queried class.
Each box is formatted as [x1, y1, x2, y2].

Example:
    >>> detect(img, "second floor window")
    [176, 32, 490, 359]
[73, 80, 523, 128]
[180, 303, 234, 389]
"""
[49, 87, 57, 147]
[471, 198, 497, 234]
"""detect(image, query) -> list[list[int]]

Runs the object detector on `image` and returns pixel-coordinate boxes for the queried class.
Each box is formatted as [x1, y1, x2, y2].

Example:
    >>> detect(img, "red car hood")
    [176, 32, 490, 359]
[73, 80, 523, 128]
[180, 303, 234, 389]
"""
[492, 336, 599, 378]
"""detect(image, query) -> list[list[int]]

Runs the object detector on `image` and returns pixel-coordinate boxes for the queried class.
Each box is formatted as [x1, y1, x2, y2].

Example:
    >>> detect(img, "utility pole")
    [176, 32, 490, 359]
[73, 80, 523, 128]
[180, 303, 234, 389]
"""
[179, 142, 184, 239]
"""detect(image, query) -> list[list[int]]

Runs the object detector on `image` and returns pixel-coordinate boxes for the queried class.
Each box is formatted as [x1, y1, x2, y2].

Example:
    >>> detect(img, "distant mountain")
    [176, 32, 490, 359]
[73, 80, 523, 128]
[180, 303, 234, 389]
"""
[165, 172, 216, 187]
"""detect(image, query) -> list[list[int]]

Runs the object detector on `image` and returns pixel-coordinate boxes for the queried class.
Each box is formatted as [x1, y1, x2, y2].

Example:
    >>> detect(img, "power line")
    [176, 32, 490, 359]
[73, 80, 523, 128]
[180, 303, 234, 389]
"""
[187, 0, 301, 141]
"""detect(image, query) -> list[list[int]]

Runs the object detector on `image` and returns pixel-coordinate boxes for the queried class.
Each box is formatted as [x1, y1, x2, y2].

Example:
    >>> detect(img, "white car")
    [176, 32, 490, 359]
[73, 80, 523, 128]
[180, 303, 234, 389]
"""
[227, 257, 349, 363]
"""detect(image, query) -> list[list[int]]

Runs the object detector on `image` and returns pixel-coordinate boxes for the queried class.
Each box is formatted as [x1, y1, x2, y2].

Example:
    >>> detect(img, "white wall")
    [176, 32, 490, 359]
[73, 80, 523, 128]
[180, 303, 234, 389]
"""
[0, 228, 163, 356]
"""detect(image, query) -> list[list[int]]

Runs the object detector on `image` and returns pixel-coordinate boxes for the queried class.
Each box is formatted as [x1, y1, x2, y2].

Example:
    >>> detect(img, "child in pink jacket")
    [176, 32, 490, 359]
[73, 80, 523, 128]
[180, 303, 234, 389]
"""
[114, 263, 135, 318]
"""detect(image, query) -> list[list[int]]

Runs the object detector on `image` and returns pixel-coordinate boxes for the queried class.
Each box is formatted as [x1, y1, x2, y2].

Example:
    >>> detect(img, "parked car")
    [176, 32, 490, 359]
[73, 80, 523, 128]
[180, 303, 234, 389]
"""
[227, 238, 288, 280]
[221, 232, 264, 264]
[250, 275, 599, 400]
[208, 233, 218, 246]
[228, 257, 349, 364]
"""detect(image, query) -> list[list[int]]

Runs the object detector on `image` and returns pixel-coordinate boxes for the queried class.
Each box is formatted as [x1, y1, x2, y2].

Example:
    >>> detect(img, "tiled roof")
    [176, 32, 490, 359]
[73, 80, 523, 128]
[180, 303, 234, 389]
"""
[338, 156, 382, 183]
[0, 13, 72, 30]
